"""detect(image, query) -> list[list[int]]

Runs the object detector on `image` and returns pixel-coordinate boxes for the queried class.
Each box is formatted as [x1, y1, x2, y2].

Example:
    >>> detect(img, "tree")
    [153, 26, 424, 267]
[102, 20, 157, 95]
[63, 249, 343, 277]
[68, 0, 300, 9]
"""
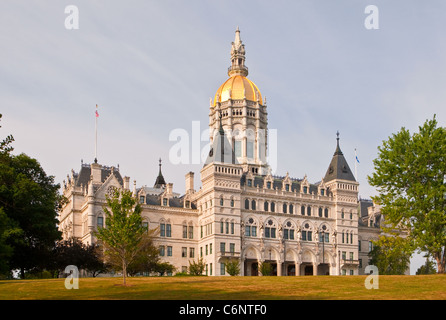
[259, 261, 273, 276]
[225, 259, 240, 276]
[0, 114, 62, 278]
[95, 189, 145, 285]
[416, 257, 437, 275]
[368, 115, 446, 273]
[188, 257, 206, 276]
[369, 235, 412, 275]
[126, 230, 166, 276]
[52, 238, 108, 278]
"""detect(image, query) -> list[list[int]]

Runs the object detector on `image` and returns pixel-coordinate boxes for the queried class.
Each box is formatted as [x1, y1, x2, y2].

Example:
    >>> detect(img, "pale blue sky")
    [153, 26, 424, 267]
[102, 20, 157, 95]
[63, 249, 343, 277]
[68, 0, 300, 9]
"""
[1, 1, 446, 274]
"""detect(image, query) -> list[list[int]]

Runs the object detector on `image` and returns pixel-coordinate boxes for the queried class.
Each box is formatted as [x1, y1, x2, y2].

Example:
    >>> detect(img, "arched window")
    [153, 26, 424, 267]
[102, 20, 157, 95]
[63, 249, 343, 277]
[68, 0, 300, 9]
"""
[301, 205, 305, 215]
[230, 198, 234, 207]
[271, 202, 276, 212]
[245, 199, 250, 210]
[307, 206, 311, 216]
[251, 200, 256, 211]
[289, 204, 294, 214]
[283, 203, 287, 214]
[318, 207, 323, 217]
[264, 201, 269, 212]
[220, 197, 224, 206]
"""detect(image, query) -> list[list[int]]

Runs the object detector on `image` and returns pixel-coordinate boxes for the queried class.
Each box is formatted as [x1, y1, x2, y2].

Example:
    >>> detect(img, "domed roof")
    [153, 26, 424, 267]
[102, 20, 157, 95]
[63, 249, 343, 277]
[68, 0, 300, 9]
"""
[213, 75, 262, 106]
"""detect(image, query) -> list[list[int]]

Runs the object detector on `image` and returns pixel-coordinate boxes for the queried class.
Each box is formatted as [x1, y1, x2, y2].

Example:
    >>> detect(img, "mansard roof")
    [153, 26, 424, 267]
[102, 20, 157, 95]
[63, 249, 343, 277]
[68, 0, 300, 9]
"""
[73, 163, 124, 187]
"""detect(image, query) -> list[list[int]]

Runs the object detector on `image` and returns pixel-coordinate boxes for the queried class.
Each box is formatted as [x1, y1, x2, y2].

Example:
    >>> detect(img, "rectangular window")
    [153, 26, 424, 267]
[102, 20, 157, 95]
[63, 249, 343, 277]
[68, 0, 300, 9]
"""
[252, 226, 257, 237]
[183, 226, 187, 238]
[221, 263, 226, 275]
[369, 241, 373, 252]
[167, 246, 172, 256]
[160, 223, 165, 237]
[220, 242, 225, 253]
[230, 243, 235, 254]
[182, 247, 187, 258]
[234, 140, 242, 157]
[189, 226, 194, 239]
[201, 226, 203, 238]
[290, 229, 294, 240]
[190, 248, 195, 258]
[200, 247, 203, 257]
[220, 222, 224, 234]
[140, 196, 145, 203]
[166, 224, 171, 237]
[285, 184, 290, 192]
[247, 141, 254, 158]
[245, 226, 251, 237]
[210, 243, 212, 254]
[271, 228, 276, 238]
[284, 229, 289, 240]
[159, 246, 165, 256]
[97, 217, 104, 229]
[358, 240, 361, 252]
[350, 252, 354, 261]
[226, 222, 229, 234]
[163, 198, 168, 206]
[210, 263, 213, 276]
[302, 230, 307, 241]
[342, 251, 346, 260]
[247, 179, 253, 187]
[205, 244, 208, 255]
[265, 227, 270, 238]
[231, 222, 234, 234]
[307, 231, 312, 242]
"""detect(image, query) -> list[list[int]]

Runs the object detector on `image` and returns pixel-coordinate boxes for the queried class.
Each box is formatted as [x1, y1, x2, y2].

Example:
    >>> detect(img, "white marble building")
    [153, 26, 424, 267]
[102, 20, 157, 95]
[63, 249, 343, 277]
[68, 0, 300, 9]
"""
[58, 29, 393, 276]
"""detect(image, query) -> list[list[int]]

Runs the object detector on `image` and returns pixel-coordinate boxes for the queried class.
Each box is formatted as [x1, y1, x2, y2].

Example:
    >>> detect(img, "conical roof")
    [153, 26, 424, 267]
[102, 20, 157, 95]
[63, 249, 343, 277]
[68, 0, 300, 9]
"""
[324, 132, 356, 182]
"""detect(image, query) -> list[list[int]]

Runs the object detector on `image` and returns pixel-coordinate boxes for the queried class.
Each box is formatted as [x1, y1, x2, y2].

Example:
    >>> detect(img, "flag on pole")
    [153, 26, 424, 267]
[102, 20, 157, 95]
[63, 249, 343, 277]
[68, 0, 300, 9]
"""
[95, 104, 99, 117]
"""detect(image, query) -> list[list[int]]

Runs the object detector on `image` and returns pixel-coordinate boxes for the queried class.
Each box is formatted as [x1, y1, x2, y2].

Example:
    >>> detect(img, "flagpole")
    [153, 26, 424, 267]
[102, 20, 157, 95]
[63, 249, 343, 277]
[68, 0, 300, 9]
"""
[354, 148, 357, 181]
[95, 104, 98, 163]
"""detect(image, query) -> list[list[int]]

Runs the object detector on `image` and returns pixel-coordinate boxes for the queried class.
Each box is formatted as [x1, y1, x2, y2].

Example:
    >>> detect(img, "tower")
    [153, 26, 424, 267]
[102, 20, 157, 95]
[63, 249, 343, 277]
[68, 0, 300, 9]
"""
[209, 28, 269, 175]
[323, 132, 360, 274]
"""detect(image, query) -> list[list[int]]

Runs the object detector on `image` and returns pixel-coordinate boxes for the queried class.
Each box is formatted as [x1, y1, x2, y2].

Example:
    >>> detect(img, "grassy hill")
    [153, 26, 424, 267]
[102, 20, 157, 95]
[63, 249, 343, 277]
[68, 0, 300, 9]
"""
[1, 274, 445, 300]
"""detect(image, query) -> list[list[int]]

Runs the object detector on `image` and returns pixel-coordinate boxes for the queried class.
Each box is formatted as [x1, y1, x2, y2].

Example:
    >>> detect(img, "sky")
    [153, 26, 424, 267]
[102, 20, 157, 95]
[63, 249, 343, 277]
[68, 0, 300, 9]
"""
[1, 1, 446, 275]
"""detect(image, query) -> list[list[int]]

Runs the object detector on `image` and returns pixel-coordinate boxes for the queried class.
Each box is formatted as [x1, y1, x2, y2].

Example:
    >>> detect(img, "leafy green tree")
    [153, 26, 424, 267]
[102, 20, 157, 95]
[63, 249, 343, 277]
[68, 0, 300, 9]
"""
[369, 235, 412, 275]
[259, 261, 273, 276]
[368, 115, 446, 273]
[0, 114, 62, 278]
[95, 189, 145, 285]
[225, 259, 240, 276]
[52, 238, 108, 278]
[188, 257, 206, 275]
[416, 257, 437, 275]
[126, 230, 165, 276]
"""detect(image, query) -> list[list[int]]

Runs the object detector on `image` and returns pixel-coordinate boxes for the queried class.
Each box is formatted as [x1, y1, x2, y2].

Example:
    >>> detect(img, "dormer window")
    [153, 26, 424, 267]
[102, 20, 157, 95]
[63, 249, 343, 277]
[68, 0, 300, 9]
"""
[163, 198, 168, 206]
[140, 196, 145, 204]
[247, 179, 253, 187]
[303, 186, 308, 194]
[267, 181, 271, 189]
[285, 184, 290, 192]
[320, 189, 325, 196]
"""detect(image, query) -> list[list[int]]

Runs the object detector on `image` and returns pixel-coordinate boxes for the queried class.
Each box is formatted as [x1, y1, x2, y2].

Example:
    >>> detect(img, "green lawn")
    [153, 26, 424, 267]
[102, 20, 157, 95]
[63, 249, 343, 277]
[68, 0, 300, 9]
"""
[0, 275, 445, 300]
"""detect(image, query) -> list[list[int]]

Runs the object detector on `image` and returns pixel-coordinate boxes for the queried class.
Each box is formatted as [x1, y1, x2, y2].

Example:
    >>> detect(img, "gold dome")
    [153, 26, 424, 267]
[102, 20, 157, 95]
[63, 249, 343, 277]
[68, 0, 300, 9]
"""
[213, 75, 262, 106]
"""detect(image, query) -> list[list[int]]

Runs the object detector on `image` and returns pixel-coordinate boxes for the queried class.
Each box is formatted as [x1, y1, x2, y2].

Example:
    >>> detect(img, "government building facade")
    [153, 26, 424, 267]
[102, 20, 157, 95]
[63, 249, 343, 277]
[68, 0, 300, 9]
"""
[58, 29, 393, 276]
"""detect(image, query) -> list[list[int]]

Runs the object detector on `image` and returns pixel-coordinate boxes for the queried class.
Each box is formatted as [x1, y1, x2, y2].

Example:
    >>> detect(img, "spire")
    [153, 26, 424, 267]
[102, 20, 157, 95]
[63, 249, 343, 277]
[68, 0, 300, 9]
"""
[334, 130, 343, 155]
[154, 158, 166, 188]
[228, 27, 248, 77]
[324, 131, 356, 182]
